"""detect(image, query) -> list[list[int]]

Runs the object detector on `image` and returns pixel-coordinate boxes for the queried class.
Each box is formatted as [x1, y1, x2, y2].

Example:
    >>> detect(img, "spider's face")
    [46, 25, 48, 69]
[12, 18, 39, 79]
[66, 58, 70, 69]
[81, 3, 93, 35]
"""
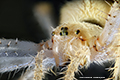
[51, 22, 103, 66]
[51, 22, 102, 41]
[51, 23, 93, 66]
[51, 23, 86, 40]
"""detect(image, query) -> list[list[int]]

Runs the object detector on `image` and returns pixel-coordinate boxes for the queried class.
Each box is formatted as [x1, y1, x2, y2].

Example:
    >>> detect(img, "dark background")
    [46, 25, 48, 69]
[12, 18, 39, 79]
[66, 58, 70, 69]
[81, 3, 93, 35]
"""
[0, 0, 114, 80]
[0, 0, 70, 43]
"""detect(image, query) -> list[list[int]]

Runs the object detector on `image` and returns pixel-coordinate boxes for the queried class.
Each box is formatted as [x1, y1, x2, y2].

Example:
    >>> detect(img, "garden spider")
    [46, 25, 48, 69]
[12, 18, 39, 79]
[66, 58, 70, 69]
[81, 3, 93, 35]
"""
[0, 0, 120, 80]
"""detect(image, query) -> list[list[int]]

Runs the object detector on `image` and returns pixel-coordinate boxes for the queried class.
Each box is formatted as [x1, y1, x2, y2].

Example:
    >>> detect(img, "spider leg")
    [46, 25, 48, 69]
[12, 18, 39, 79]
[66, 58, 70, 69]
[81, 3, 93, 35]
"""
[95, 1, 120, 80]
[0, 39, 39, 73]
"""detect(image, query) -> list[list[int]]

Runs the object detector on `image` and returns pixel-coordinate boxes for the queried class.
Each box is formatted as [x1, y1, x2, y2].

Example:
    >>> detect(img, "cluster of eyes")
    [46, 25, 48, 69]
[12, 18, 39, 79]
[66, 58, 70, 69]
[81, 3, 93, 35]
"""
[51, 27, 80, 36]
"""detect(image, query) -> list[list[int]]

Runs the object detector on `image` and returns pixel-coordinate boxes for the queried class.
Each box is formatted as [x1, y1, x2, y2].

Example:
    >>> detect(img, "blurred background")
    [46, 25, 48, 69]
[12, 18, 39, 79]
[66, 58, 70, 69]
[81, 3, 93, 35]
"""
[0, 0, 114, 80]
[0, 0, 71, 43]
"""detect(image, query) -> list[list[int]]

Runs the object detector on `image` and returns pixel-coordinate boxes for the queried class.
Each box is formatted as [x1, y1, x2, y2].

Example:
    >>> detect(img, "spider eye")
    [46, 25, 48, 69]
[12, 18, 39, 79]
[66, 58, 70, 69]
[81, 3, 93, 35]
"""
[60, 27, 68, 36]
[61, 27, 68, 30]
[75, 30, 80, 34]
[60, 31, 68, 36]
[66, 32, 68, 35]
[51, 31, 55, 36]
[61, 27, 64, 30]
[64, 27, 68, 30]
[60, 32, 62, 36]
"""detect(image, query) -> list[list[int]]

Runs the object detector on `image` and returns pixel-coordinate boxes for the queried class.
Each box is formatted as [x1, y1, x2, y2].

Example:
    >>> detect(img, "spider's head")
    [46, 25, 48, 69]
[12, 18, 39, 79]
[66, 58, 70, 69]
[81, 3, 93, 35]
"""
[51, 22, 103, 66]
[51, 23, 93, 41]
[51, 22, 103, 48]
[51, 23, 85, 66]
[52, 26, 80, 37]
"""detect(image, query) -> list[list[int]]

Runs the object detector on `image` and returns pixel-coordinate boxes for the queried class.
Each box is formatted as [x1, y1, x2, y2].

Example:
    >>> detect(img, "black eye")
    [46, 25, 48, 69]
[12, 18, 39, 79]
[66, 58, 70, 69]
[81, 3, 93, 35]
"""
[66, 32, 68, 35]
[64, 27, 68, 30]
[75, 30, 80, 34]
[61, 27, 64, 30]
[61, 27, 68, 30]
[60, 32, 62, 36]
[51, 31, 55, 36]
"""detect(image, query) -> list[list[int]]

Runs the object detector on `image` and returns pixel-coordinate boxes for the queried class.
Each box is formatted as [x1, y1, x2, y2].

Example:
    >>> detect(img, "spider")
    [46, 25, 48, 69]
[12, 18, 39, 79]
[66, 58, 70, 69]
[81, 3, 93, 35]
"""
[0, 0, 120, 80]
